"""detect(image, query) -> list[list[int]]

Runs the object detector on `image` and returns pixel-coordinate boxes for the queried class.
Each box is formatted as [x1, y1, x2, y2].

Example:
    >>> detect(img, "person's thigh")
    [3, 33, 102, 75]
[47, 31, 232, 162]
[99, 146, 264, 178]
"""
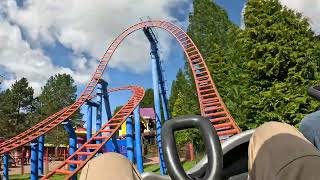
[249, 121, 320, 180]
[80, 152, 142, 180]
[299, 110, 320, 149]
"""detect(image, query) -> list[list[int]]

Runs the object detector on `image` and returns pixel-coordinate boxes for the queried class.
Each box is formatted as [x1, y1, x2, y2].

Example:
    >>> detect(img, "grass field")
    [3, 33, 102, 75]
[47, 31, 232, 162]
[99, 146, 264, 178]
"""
[9, 159, 200, 179]
[144, 159, 198, 174]
[10, 174, 78, 180]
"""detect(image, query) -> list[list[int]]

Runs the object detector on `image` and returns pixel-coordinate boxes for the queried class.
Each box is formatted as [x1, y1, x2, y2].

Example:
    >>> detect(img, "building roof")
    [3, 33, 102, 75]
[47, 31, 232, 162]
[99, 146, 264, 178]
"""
[140, 108, 156, 120]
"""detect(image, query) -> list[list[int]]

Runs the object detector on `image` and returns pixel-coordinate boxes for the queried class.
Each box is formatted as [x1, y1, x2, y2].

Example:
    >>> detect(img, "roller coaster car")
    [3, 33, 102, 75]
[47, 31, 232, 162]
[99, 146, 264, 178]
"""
[142, 85, 320, 180]
[141, 115, 253, 180]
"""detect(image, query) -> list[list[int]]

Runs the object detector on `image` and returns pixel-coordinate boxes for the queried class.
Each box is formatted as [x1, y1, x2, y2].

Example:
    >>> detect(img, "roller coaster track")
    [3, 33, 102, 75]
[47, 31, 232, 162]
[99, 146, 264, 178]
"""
[0, 20, 241, 179]
[43, 85, 144, 179]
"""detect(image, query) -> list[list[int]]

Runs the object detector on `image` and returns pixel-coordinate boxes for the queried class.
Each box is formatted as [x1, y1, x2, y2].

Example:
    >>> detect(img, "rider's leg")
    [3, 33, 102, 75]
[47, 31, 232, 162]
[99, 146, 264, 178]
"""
[79, 152, 142, 180]
[248, 121, 320, 180]
[299, 110, 320, 150]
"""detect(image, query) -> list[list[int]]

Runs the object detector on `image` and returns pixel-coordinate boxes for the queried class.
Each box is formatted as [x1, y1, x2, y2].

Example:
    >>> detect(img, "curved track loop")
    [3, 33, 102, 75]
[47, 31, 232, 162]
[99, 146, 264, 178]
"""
[1, 20, 241, 178]
[0, 106, 70, 148]
[43, 85, 144, 179]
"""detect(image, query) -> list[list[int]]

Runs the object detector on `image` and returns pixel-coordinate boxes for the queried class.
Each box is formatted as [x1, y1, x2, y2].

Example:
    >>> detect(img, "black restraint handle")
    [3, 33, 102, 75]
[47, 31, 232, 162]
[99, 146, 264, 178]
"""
[161, 115, 223, 180]
[308, 85, 320, 100]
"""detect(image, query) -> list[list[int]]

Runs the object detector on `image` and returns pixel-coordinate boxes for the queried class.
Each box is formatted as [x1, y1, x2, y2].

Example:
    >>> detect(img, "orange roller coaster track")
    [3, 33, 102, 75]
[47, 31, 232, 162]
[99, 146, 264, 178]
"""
[0, 20, 241, 179]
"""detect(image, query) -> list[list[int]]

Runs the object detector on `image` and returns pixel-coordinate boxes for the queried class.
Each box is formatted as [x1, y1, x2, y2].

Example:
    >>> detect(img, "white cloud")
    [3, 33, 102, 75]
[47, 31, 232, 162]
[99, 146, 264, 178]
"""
[280, 0, 320, 34]
[0, 21, 63, 95]
[0, 0, 190, 94]
[240, 4, 246, 29]
[0, 20, 97, 95]
[4, 0, 188, 72]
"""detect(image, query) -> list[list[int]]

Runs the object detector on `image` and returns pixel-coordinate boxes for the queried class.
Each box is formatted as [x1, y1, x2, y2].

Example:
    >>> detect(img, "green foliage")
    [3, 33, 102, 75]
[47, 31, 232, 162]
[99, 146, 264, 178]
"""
[139, 88, 154, 108]
[172, 92, 203, 150]
[0, 78, 34, 138]
[169, 69, 199, 116]
[36, 74, 82, 145]
[113, 105, 122, 115]
[169, 70, 201, 149]
[188, 0, 238, 58]
[238, 0, 320, 128]
[186, 0, 246, 127]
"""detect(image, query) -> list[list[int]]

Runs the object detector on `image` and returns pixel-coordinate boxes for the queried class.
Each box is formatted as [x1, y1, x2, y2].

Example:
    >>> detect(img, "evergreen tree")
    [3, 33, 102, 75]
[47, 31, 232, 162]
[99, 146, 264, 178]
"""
[169, 69, 199, 116]
[239, 0, 320, 128]
[169, 69, 201, 150]
[188, 0, 238, 59]
[0, 78, 34, 138]
[36, 74, 82, 145]
[139, 88, 154, 108]
[186, 0, 246, 126]
[172, 92, 202, 150]
[113, 106, 122, 115]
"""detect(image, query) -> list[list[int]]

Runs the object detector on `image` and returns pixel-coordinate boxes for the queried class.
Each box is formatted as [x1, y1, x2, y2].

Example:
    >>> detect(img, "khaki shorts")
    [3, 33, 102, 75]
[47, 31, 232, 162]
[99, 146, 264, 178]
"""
[249, 121, 320, 180]
[79, 152, 142, 180]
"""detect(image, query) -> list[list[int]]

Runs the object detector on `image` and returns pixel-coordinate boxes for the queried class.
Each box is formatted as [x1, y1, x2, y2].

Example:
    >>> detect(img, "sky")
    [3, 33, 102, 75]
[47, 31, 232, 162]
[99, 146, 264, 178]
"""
[0, 0, 320, 127]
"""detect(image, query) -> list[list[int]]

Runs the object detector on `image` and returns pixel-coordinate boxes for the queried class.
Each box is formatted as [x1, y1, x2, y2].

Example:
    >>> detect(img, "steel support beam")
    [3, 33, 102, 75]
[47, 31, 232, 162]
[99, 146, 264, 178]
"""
[3, 153, 9, 180]
[86, 105, 93, 144]
[134, 106, 143, 173]
[86, 100, 98, 143]
[156, 59, 170, 121]
[38, 135, 45, 176]
[63, 121, 77, 180]
[30, 140, 38, 180]
[143, 27, 170, 122]
[126, 116, 134, 162]
[101, 80, 119, 152]
[96, 83, 103, 144]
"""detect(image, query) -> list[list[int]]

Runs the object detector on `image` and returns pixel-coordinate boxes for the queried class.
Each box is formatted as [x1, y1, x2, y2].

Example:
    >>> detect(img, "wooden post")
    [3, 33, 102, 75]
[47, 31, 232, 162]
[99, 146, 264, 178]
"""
[21, 146, 25, 175]
[186, 143, 194, 161]
[63, 148, 66, 160]
[44, 147, 49, 175]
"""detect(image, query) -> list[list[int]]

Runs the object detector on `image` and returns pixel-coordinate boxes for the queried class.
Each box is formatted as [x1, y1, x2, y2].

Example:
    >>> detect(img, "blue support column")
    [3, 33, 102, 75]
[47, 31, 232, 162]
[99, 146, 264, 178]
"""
[86, 104, 93, 142]
[38, 135, 45, 176]
[126, 116, 134, 162]
[151, 55, 166, 174]
[143, 27, 170, 121]
[143, 27, 167, 174]
[96, 83, 103, 144]
[63, 121, 77, 180]
[86, 100, 99, 141]
[134, 106, 143, 173]
[30, 140, 38, 180]
[3, 153, 9, 180]
[101, 80, 119, 152]
[156, 60, 170, 121]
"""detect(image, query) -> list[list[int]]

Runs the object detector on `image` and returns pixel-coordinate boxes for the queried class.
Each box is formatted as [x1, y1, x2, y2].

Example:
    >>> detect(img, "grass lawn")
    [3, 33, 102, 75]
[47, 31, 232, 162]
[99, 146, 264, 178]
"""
[10, 174, 78, 180]
[10, 158, 201, 178]
[144, 160, 198, 174]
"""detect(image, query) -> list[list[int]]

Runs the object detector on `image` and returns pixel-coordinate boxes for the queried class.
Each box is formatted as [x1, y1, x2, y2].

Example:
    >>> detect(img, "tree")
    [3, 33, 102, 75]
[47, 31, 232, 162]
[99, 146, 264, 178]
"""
[36, 74, 82, 145]
[139, 88, 154, 108]
[169, 70, 202, 150]
[238, 0, 320, 128]
[172, 92, 203, 151]
[0, 75, 3, 91]
[188, 0, 239, 59]
[113, 106, 122, 115]
[0, 78, 34, 138]
[169, 69, 199, 116]
[186, 0, 246, 127]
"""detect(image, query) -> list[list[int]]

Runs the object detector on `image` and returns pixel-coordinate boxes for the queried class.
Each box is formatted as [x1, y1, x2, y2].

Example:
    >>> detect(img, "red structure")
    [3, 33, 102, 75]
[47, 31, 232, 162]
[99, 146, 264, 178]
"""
[0, 20, 241, 179]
